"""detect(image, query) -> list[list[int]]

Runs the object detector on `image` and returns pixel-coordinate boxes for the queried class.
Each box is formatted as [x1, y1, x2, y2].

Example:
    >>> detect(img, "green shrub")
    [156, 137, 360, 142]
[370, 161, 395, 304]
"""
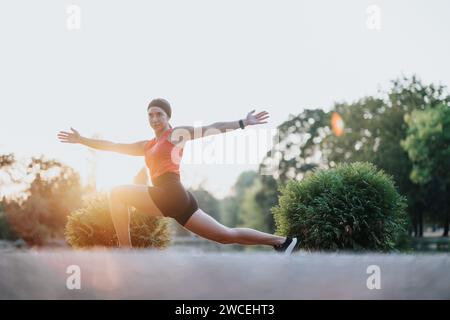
[272, 162, 407, 251]
[65, 192, 172, 249]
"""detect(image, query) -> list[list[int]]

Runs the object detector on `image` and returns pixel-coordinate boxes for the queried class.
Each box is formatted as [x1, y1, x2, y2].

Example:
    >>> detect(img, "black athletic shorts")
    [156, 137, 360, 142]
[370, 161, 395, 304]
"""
[147, 172, 199, 226]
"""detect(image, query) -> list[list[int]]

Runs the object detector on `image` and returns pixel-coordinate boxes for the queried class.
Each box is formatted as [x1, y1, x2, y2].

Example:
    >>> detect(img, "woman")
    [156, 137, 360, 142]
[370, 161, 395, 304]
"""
[57, 98, 300, 254]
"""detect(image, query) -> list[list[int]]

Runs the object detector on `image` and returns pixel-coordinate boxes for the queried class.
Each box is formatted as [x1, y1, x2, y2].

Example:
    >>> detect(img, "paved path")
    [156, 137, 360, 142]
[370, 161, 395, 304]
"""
[0, 248, 449, 299]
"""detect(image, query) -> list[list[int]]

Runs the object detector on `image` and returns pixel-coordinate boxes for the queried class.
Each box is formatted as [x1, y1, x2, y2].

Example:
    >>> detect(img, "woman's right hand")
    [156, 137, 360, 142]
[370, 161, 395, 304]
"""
[57, 127, 82, 144]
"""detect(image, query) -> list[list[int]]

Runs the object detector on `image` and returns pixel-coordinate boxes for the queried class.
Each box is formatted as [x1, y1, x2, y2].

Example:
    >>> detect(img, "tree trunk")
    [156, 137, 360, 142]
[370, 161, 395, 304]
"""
[411, 202, 419, 237]
[419, 210, 423, 237]
[412, 217, 418, 237]
[443, 218, 449, 237]
[442, 182, 450, 237]
[443, 186, 449, 237]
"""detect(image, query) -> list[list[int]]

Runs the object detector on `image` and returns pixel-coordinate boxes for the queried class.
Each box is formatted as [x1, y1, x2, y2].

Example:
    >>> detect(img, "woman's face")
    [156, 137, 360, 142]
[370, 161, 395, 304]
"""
[148, 106, 170, 130]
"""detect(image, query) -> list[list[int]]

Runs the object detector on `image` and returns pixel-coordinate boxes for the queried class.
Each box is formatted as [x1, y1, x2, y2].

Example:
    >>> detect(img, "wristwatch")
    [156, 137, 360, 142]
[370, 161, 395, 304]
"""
[239, 119, 245, 129]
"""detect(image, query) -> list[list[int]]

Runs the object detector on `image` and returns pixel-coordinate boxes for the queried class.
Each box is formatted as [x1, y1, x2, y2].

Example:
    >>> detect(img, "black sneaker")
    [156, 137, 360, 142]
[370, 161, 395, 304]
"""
[273, 237, 301, 255]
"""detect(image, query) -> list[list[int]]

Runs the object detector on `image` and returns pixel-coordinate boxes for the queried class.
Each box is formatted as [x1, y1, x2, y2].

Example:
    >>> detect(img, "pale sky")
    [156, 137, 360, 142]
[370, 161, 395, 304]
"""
[1, 0, 449, 199]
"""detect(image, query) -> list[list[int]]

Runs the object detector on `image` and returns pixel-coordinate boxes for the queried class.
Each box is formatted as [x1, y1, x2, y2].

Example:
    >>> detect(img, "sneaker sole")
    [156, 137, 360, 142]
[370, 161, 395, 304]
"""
[284, 237, 298, 256]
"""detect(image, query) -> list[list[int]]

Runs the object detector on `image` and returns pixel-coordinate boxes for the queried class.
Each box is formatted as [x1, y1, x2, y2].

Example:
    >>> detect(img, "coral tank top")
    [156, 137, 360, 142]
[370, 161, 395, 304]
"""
[144, 128, 184, 180]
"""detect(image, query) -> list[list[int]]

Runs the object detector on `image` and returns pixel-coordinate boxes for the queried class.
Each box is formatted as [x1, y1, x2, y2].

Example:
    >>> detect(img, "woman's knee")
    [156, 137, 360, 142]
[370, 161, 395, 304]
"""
[108, 187, 132, 216]
[108, 185, 128, 203]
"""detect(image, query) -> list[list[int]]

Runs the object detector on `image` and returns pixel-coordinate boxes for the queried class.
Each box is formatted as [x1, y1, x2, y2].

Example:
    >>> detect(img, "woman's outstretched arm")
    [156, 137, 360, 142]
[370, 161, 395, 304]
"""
[57, 127, 148, 156]
[169, 109, 270, 145]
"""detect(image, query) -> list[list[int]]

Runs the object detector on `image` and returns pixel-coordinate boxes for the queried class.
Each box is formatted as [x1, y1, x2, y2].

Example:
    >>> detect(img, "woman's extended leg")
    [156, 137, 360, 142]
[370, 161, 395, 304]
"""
[183, 208, 286, 246]
[108, 185, 164, 248]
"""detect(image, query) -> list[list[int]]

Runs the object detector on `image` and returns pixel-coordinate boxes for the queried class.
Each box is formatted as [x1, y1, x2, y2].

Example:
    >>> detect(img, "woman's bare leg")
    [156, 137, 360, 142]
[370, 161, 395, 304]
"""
[108, 197, 132, 248]
[183, 208, 286, 246]
[108, 185, 164, 248]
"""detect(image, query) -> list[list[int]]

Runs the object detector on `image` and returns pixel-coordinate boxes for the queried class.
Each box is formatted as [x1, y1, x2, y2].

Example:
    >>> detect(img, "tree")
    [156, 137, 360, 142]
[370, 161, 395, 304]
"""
[219, 171, 258, 228]
[261, 75, 450, 237]
[2, 155, 83, 245]
[219, 196, 240, 228]
[402, 104, 450, 236]
[239, 178, 266, 231]
[237, 174, 278, 233]
[260, 109, 330, 185]
[0, 201, 18, 240]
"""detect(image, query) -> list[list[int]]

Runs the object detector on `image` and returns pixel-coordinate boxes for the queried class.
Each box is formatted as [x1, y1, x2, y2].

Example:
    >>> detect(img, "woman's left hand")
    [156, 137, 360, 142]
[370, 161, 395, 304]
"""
[245, 110, 270, 126]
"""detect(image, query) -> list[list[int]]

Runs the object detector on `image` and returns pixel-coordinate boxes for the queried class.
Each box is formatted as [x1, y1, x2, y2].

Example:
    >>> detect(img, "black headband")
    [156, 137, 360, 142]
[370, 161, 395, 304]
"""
[148, 98, 171, 118]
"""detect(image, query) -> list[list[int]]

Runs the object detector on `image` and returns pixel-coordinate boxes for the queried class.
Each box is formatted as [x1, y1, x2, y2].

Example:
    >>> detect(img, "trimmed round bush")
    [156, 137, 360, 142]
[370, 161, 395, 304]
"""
[65, 192, 172, 249]
[272, 162, 407, 251]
